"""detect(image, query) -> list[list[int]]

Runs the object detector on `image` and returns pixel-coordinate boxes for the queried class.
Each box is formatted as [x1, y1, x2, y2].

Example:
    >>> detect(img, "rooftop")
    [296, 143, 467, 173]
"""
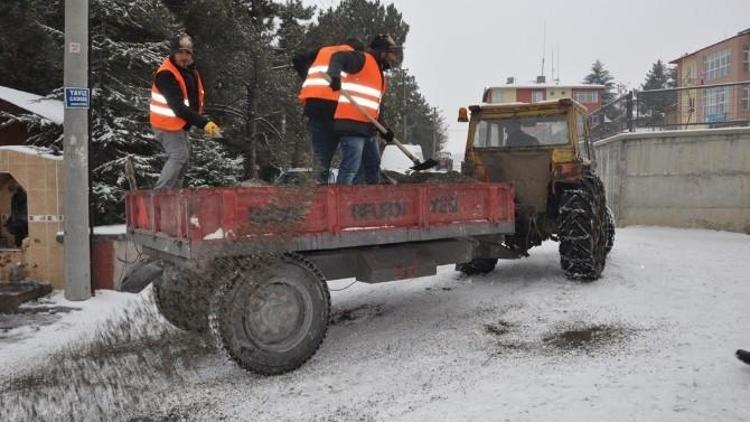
[486, 83, 605, 90]
[670, 27, 750, 64]
[0, 85, 63, 124]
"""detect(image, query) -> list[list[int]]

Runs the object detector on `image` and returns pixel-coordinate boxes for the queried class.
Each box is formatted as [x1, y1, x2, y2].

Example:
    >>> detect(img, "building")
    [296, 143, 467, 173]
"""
[670, 28, 750, 125]
[0, 86, 133, 290]
[482, 78, 605, 111]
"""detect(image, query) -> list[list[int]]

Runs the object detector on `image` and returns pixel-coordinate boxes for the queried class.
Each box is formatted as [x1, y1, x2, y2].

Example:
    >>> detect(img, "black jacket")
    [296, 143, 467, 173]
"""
[154, 56, 209, 130]
[327, 50, 387, 137]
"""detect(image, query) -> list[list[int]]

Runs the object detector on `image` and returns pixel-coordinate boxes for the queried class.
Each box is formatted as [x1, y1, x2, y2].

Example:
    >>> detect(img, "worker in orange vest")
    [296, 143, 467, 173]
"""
[294, 38, 364, 184]
[149, 33, 221, 189]
[326, 34, 401, 185]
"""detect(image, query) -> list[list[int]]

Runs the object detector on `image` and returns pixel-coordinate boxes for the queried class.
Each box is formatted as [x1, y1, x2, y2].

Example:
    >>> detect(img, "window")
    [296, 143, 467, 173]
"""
[704, 49, 731, 81]
[473, 113, 569, 148]
[531, 91, 545, 103]
[574, 90, 599, 103]
[744, 46, 750, 71]
[742, 85, 750, 111]
[703, 86, 730, 122]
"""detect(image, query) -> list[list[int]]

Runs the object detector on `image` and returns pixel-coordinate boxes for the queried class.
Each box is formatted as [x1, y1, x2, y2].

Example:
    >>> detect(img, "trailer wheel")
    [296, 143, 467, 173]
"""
[558, 184, 605, 281]
[153, 264, 210, 333]
[456, 258, 498, 275]
[209, 254, 330, 376]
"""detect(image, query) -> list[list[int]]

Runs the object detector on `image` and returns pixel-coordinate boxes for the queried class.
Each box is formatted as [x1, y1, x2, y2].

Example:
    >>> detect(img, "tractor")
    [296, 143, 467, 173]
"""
[456, 98, 615, 280]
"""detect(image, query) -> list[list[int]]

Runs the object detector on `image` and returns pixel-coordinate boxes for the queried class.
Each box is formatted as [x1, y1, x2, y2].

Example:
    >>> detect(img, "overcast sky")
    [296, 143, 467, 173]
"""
[304, 0, 750, 155]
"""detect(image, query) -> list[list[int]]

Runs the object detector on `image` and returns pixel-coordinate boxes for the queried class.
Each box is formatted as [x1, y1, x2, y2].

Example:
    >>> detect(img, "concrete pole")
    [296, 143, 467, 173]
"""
[63, 0, 92, 301]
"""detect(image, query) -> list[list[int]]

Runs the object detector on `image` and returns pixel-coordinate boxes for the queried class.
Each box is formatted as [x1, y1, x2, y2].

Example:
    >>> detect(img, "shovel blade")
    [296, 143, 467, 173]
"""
[410, 158, 440, 172]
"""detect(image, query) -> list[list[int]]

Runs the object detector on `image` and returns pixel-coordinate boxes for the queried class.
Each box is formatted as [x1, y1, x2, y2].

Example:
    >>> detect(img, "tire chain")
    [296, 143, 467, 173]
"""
[558, 172, 607, 281]
[154, 262, 214, 333]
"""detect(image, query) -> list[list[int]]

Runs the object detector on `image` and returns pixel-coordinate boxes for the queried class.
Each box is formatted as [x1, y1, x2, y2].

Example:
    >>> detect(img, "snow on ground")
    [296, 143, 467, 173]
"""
[1, 227, 749, 421]
[0, 289, 144, 375]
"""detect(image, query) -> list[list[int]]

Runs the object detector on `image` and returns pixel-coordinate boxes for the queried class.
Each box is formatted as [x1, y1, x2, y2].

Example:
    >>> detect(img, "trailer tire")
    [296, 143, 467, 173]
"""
[153, 265, 211, 333]
[456, 258, 498, 275]
[209, 254, 330, 376]
[558, 184, 605, 281]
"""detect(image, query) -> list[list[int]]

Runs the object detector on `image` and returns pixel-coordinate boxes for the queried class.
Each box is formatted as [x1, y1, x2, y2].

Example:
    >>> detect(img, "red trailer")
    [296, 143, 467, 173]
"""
[127, 182, 515, 375]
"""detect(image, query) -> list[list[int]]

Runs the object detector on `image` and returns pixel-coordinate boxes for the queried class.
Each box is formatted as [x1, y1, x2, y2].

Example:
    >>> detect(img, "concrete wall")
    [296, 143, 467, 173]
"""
[594, 127, 750, 233]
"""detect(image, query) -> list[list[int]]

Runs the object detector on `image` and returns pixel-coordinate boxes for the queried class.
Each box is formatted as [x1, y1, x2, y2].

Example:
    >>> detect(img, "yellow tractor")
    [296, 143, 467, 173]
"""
[457, 98, 615, 280]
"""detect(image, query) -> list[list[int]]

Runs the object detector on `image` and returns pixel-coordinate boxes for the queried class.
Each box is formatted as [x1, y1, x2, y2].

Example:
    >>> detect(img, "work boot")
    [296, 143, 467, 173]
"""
[736, 349, 750, 365]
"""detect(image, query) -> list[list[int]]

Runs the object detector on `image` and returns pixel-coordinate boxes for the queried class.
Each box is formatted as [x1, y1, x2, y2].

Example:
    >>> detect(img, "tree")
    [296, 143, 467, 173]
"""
[307, 0, 445, 155]
[642, 60, 669, 91]
[306, 0, 409, 50]
[639, 59, 677, 127]
[0, 1, 63, 94]
[0, 0, 447, 225]
[584, 60, 616, 104]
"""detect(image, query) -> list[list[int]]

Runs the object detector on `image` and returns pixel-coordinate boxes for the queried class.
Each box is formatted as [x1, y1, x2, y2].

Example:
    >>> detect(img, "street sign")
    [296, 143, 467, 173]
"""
[64, 87, 90, 109]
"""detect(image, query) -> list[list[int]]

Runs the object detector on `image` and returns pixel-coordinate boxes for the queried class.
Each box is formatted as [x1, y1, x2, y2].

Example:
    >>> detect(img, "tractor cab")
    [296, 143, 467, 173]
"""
[459, 99, 594, 213]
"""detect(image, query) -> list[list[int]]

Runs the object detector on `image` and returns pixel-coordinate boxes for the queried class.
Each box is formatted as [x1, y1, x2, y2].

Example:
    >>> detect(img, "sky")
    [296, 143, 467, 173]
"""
[304, 0, 750, 155]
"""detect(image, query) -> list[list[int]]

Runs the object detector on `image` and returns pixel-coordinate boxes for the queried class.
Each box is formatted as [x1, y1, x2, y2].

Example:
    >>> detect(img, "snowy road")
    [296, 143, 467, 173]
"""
[167, 227, 750, 421]
[2, 227, 749, 421]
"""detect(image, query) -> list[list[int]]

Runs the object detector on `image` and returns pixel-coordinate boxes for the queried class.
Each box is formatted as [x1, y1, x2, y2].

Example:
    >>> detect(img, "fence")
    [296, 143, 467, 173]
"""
[589, 81, 750, 142]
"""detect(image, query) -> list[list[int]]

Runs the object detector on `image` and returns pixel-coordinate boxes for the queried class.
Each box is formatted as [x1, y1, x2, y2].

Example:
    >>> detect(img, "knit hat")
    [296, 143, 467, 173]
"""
[369, 34, 399, 52]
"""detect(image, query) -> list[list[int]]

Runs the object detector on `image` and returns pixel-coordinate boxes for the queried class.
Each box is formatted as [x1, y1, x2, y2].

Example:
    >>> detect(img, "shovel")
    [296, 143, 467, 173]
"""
[326, 76, 439, 171]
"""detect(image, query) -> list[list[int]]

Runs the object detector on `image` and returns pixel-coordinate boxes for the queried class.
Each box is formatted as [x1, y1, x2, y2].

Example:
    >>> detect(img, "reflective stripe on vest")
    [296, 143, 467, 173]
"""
[149, 57, 205, 132]
[334, 52, 385, 123]
[298, 45, 354, 103]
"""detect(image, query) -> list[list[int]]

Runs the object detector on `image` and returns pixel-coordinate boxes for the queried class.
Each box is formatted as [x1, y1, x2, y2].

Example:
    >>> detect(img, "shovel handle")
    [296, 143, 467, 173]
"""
[324, 74, 422, 164]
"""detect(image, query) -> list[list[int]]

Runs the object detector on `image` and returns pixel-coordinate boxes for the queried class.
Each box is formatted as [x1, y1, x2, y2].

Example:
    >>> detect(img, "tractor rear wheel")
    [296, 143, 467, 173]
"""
[603, 206, 616, 255]
[209, 254, 330, 376]
[558, 184, 605, 281]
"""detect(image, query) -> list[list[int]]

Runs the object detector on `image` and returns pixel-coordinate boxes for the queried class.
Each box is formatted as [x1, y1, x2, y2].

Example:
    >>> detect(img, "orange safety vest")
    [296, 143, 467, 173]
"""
[149, 57, 205, 132]
[298, 44, 354, 103]
[334, 52, 385, 123]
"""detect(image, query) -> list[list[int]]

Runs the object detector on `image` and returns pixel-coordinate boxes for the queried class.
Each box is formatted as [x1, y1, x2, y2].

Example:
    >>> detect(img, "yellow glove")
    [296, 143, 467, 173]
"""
[204, 121, 222, 137]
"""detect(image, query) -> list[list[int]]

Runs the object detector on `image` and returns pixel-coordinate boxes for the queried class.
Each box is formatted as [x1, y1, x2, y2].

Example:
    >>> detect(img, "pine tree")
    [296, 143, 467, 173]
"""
[639, 59, 677, 127]
[0, 1, 62, 94]
[584, 60, 616, 104]
[307, 0, 409, 50]
[20, 0, 245, 224]
[642, 60, 669, 91]
[306, 0, 445, 156]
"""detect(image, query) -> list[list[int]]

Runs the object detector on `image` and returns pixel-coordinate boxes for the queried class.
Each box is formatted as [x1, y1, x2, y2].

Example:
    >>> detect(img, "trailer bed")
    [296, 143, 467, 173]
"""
[126, 183, 515, 260]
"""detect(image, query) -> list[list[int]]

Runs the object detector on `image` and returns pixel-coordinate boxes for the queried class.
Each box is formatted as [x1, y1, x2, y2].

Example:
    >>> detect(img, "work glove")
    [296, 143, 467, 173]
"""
[329, 76, 342, 91]
[204, 121, 222, 137]
[381, 128, 395, 143]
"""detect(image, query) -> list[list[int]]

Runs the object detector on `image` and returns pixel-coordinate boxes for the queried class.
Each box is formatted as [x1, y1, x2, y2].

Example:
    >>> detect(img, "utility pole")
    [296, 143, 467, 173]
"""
[63, 0, 92, 301]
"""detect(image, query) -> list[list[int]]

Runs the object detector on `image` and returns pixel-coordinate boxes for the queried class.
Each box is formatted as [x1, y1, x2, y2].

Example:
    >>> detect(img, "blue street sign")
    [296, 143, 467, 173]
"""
[64, 87, 90, 109]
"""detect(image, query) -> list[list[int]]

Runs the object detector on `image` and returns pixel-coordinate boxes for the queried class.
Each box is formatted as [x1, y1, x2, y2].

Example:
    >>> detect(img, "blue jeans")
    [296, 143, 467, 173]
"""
[337, 135, 381, 185]
[308, 118, 338, 184]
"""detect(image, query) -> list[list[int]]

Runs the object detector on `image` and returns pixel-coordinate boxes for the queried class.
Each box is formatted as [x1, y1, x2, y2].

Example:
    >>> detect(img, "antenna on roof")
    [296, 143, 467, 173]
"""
[540, 21, 546, 79]
[551, 47, 555, 85]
